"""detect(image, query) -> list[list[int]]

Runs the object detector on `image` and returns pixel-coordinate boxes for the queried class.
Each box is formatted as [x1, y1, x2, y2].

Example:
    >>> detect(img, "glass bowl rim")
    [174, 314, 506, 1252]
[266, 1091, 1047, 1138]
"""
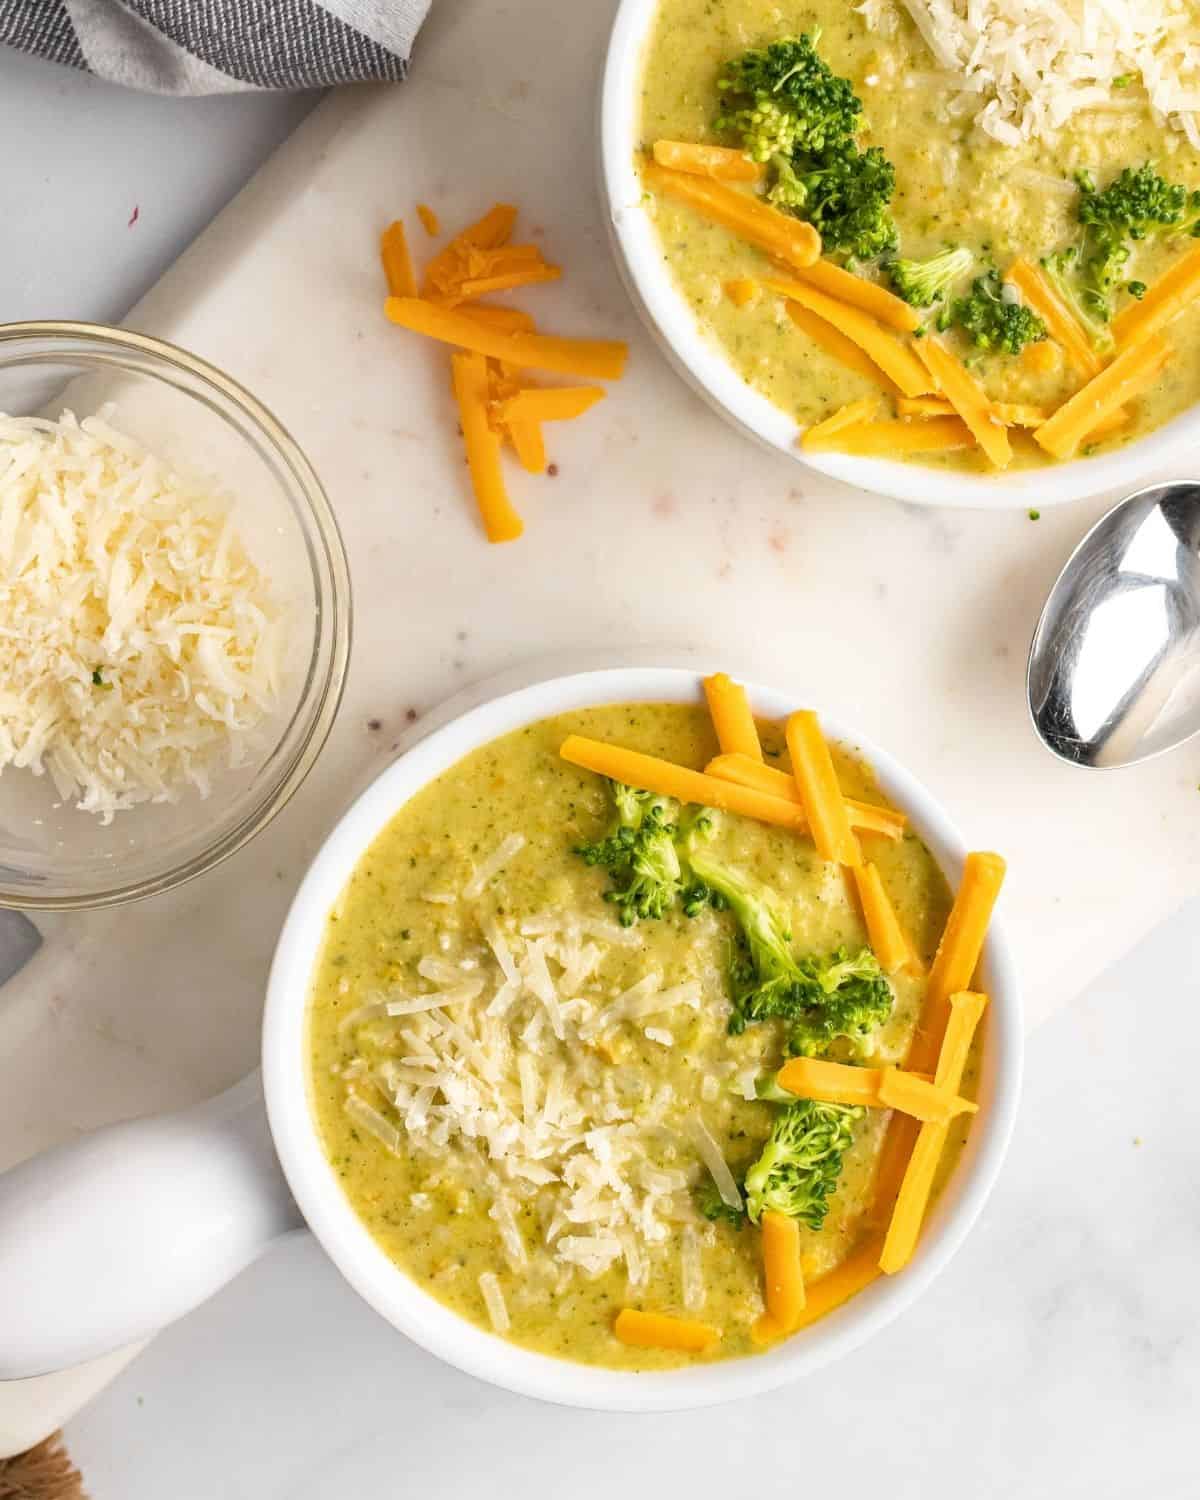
[0, 320, 352, 911]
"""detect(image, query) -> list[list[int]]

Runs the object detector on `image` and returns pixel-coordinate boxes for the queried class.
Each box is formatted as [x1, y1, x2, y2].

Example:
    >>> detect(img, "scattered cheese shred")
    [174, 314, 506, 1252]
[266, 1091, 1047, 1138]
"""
[0, 410, 284, 821]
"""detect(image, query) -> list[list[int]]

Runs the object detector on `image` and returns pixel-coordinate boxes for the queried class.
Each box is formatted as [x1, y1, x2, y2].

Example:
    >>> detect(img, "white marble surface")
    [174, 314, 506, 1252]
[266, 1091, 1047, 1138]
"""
[62, 893, 1200, 1498]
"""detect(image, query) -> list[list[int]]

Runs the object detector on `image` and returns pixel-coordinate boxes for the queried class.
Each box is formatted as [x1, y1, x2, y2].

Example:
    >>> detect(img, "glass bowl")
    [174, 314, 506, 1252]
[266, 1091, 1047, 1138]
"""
[0, 322, 351, 910]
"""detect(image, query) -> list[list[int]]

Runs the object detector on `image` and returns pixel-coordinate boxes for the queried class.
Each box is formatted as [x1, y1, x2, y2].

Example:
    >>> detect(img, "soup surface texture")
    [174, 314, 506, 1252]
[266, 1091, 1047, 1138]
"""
[307, 703, 970, 1368]
[638, 0, 1200, 468]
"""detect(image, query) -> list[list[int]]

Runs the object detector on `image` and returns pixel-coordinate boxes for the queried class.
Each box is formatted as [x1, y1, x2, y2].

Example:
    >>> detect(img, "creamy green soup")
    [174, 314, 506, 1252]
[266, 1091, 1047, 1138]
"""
[307, 704, 969, 1369]
[639, 0, 1200, 469]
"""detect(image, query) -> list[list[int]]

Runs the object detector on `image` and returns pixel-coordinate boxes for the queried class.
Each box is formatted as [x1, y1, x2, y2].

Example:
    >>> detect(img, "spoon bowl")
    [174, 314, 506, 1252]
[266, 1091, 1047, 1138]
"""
[1028, 481, 1200, 768]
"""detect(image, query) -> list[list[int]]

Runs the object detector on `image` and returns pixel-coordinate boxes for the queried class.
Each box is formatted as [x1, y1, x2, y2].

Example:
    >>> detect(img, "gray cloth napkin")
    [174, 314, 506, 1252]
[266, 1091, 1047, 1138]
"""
[0, 0, 431, 92]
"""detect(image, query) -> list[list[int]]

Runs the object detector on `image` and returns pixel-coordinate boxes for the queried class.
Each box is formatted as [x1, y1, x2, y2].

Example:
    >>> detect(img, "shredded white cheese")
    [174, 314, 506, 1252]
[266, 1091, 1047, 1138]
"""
[862, 0, 1200, 149]
[0, 409, 284, 821]
[339, 908, 712, 1288]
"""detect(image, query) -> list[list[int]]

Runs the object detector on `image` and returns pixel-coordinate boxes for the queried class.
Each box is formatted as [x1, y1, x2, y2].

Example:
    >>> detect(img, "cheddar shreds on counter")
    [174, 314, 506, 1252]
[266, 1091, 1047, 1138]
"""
[0, 409, 284, 822]
[381, 201, 628, 543]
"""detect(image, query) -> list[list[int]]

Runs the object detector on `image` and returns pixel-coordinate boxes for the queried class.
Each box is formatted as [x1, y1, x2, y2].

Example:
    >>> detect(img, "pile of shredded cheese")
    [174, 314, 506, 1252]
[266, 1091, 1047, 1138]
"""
[860, 0, 1200, 149]
[337, 850, 738, 1313]
[0, 410, 284, 821]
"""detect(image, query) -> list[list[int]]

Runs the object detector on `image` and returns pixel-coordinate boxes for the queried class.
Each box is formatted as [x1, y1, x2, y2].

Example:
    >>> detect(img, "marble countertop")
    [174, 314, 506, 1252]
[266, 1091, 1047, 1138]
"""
[63, 897, 1200, 1498]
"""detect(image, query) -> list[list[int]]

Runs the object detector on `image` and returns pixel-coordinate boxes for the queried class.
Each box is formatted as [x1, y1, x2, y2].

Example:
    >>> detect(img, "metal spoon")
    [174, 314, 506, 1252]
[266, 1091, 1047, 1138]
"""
[1028, 481, 1200, 768]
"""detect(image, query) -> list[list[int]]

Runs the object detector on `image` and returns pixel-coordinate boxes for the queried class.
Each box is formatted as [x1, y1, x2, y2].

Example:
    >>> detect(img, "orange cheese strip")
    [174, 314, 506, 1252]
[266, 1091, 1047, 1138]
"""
[386, 298, 628, 380]
[380, 221, 417, 298]
[499, 387, 606, 423]
[793, 1237, 883, 1328]
[422, 203, 516, 294]
[507, 418, 546, 474]
[725, 277, 760, 307]
[786, 710, 862, 867]
[756, 1212, 806, 1340]
[914, 337, 1012, 469]
[702, 673, 762, 760]
[451, 351, 523, 544]
[1113, 244, 1200, 350]
[785, 259, 921, 333]
[457, 304, 537, 334]
[851, 862, 924, 975]
[1035, 334, 1171, 459]
[1004, 258, 1103, 380]
[652, 139, 763, 182]
[704, 752, 907, 839]
[896, 396, 955, 418]
[765, 278, 934, 397]
[777, 1057, 885, 1107]
[455, 265, 563, 301]
[818, 417, 975, 456]
[993, 402, 1048, 427]
[1088, 404, 1134, 439]
[880, 990, 988, 1273]
[416, 203, 440, 235]
[644, 162, 821, 272]
[801, 398, 881, 450]
[777, 1057, 973, 1123]
[785, 302, 900, 394]
[1021, 338, 1060, 375]
[561, 736, 812, 832]
[615, 1308, 720, 1352]
[877, 1067, 978, 1124]
[922, 851, 1006, 1067]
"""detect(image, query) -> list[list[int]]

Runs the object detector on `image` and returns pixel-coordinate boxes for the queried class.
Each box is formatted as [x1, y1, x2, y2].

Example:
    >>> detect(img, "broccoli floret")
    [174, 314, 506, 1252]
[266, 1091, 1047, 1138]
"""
[575, 780, 684, 926]
[1041, 248, 1114, 351]
[684, 836, 893, 1053]
[696, 1179, 747, 1229]
[946, 269, 1048, 355]
[770, 141, 897, 261]
[715, 34, 861, 162]
[888, 246, 974, 306]
[743, 1098, 863, 1228]
[685, 839, 807, 1024]
[1073, 165, 1200, 318]
[786, 948, 895, 1057]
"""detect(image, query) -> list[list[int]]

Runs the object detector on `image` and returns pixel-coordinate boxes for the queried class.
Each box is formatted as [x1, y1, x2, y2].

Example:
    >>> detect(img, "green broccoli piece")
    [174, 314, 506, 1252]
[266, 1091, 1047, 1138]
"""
[1041, 248, 1114, 351]
[788, 947, 895, 1057]
[770, 141, 897, 261]
[685, 839, 807, 1024]
[684, 836, 893, 1053]
[888, 246, 974, 307]
[743, 1098, 863, 1228]
[575, 780, 685, 926]
[946, 269, 1048, 355]
[715, 34, 861, 162]
[695, 1179, 747, 1228]
[1073, 165, 1199, 318]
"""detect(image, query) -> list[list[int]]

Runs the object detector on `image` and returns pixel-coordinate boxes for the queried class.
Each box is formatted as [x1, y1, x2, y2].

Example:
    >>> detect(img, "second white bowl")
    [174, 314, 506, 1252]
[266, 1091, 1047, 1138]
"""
[598, 0, 1199, 510]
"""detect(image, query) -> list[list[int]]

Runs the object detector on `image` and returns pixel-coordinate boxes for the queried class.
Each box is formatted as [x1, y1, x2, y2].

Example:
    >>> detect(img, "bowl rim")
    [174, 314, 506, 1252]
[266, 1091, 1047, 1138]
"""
[0, 320, 352, 911]
[262, 664, 1023, 1412]
[598, 0, 1200, 510]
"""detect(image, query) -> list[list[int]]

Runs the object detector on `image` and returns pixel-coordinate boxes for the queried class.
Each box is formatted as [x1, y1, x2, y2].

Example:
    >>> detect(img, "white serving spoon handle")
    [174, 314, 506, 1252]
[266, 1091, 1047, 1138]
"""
[0, 1071, 301, 1380]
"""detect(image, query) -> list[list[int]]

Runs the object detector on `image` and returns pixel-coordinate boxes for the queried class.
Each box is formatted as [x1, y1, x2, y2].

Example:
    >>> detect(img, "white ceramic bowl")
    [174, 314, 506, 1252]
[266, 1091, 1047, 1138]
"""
[264, 666, 1022, 1410]
[0, 667, 1021, 1411]
[599, 0, 1199, 510]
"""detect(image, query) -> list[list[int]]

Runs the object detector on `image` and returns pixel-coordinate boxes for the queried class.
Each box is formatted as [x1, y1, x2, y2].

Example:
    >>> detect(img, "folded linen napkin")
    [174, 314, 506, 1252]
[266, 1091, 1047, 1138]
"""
[0, 0, 431, 93]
